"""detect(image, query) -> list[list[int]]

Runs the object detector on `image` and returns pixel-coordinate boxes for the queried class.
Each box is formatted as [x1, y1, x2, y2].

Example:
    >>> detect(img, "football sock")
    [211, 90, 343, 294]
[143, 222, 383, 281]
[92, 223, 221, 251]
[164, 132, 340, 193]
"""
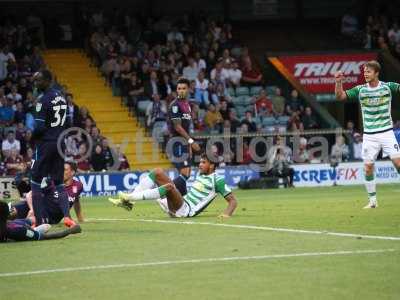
[135, 170, 156, 192]
[130, 186, 168, 200]
[364, 174, 376, 202]
[31, 182, 44, 225]
[56, 184, 70, 218]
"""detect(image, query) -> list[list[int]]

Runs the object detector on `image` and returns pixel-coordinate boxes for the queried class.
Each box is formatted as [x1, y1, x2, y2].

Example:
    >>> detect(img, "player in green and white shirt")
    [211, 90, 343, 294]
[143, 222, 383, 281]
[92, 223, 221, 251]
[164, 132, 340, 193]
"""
[109, 154, 238, 218]
[335, 60, 400, 208]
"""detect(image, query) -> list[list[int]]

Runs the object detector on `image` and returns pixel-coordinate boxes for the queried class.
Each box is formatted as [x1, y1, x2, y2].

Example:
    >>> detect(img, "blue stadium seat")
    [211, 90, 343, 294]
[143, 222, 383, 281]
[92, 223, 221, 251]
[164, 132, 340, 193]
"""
[262, 116, 277, 127]
[227, 87, 236, 97]
[235, 86, 250, 96]
[250, 86, 263, 96]
[137, 100, 152, 114]
[265, 86, 278, 96]
[277, 115, 290, 126]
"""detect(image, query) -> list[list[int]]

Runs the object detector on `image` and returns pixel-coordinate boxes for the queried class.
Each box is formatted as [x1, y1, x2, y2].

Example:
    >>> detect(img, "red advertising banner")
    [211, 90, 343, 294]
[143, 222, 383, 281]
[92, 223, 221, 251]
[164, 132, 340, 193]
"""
[277, 53, 378, 93]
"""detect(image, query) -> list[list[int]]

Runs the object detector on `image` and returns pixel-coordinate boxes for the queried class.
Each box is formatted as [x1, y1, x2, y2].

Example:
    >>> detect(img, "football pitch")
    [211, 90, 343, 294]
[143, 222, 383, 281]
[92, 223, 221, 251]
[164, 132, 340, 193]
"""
[1, 185, 399, 300]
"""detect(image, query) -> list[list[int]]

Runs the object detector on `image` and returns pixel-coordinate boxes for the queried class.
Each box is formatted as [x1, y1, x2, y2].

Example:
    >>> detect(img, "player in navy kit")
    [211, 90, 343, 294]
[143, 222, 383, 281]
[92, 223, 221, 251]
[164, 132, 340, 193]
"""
[167, 77, 201, 195]
[11, 162, 84, 225]
[0, 201, 81, 242]
[30, 70, 75, 227]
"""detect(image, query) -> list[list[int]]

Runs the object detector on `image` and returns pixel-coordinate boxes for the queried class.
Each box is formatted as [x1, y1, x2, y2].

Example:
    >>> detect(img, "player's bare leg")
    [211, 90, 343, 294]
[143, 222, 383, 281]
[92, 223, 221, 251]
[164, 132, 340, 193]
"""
[363, 163, 377, 208]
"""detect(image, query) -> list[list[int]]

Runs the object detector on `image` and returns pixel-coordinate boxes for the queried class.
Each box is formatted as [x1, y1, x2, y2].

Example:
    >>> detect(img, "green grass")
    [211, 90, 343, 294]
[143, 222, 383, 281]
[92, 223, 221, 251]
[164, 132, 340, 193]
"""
[1, 184, 400, 300]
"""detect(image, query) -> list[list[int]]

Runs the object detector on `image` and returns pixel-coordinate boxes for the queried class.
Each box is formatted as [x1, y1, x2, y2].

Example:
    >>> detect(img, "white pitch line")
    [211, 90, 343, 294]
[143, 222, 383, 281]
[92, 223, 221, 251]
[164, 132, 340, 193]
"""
[86, 218, 400, 241]
[0, 249, 395, 278]
[139, 219, 400, 241]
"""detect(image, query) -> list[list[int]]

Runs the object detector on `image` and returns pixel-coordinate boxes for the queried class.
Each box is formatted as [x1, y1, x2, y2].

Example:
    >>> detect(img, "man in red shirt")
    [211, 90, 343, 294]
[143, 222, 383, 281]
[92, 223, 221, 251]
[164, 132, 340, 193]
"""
[241, 56, 262, 86]
[254, 89, 273, 114]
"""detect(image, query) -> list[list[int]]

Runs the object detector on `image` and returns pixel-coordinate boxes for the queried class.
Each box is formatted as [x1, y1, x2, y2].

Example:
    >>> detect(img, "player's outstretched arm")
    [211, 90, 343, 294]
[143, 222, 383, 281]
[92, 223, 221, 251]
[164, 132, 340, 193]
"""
[335, 71, 347, 101]
[219, 193, 238, 218]
[74, 201, 84, 223]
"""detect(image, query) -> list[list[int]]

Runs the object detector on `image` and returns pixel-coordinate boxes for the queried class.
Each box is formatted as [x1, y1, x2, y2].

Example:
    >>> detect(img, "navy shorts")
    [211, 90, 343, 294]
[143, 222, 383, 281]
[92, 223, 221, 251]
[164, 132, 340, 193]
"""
[169, 141, 191, 170]
[31, 141, 64, 185]
[12, 200, 63, 224]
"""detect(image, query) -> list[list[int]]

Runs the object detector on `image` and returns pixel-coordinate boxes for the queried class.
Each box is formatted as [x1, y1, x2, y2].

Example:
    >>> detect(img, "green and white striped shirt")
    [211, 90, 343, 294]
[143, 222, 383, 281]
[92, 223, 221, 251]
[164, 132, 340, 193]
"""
[346, 81, 400, 134]
[184, 173, 232, 216]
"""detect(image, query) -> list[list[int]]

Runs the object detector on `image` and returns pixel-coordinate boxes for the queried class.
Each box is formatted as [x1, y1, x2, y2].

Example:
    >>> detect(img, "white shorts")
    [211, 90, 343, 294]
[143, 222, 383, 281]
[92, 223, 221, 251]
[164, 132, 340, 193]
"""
[362, 130, 400, 163]
[156, 198, 191, 218]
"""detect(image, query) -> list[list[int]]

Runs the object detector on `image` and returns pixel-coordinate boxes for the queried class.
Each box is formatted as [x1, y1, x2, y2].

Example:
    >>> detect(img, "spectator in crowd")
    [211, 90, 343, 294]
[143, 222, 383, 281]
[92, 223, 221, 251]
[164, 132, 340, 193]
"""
[0, 98, 15, 126]
[167, 26, 184, 43]
[78, 106, 94, 129]
[293, 137, 309, 163]
[352, 133, 363, 161]
[286, 89, 303, 114]
[115, 145, 130, 171]
[240, 111, 257, 132]
[302, 107, 319, 130]
[331, 135, 350, 162]
[146, 94, 168, 143]
[14, 102, 25, 124]
[102, 138, 114, 169]
[91, 144, 107, 172]
[194, 71, 210, 107]
[271, 87, 286, 115]
[227, 59, 242, 87]
[210, 57, 229, 84]
[6, 86, 22, 103]
[144, 71, 160, 99]
[219, 100, 231, 121]
[75, 143, 91, 173]
[2, 131, 20, 157]
[91, 126, 104, 145]
[126, 73, 144, 110]
[253, 89, 273, 115]
[228, 109, 241, 133]
[5, 149, 24, 176]
[288, 111, 304, 132]
[204, 104, 223, 132]
[66, 93, 80, 127]
[241, 56, 262, 86]
[182, 57, 199, 81]
[341, 12, 359, 37]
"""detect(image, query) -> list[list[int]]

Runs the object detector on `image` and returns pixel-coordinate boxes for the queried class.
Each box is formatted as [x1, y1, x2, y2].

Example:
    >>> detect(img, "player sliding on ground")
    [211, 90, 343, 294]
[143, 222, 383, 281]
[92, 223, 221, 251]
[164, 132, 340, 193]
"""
[109, 154, 238, 218]
[335, 60, 400, 208]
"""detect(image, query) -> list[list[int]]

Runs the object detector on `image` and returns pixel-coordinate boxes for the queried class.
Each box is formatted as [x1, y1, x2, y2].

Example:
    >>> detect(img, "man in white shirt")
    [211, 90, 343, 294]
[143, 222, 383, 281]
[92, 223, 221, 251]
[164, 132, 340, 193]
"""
[6, 86, 22, 102]
[182, 57, 199, 81]
[195, 71, 210, 106]
[228, 60, 242, 87]
[2, 131, 21, 157]
[210, 58, 229, 84]
[352, 133, 363, 161]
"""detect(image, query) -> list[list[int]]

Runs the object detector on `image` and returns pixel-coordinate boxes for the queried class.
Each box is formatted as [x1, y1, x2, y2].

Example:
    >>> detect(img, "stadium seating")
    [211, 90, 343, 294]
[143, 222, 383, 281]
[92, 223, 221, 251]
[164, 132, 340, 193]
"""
[43, 49, 171, 170]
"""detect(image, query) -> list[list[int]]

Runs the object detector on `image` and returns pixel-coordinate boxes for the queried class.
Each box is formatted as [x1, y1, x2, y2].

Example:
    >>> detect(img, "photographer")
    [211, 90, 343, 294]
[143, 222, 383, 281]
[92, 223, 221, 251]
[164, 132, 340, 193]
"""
[266, 136, 294, 187]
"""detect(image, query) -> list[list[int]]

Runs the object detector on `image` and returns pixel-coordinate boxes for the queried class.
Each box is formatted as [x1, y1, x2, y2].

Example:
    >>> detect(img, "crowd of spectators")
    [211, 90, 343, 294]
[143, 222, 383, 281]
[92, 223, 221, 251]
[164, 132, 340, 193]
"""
[86, 11, 323, 162]
[341, 10, 400, 59]
[0, 19, 129, 178]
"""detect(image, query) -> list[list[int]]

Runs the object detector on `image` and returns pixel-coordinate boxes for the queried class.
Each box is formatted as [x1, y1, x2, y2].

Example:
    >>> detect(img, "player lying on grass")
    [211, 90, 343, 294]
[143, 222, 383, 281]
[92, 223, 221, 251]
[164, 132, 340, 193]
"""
[10, 162, 84, 227]
[0, 201, 81, 242]
[109, 154, 238, 218]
